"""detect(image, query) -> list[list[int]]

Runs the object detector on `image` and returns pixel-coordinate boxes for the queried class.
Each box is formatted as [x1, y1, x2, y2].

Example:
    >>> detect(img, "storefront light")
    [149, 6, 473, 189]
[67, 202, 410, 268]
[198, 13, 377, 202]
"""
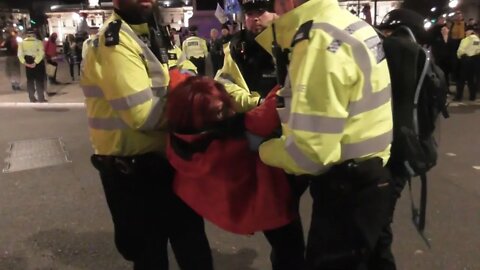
[430, 7, 436, 12]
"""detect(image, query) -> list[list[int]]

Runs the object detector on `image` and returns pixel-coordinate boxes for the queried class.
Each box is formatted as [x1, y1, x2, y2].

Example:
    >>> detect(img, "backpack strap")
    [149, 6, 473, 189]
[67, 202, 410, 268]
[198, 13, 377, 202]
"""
[408, 173, 431, 247]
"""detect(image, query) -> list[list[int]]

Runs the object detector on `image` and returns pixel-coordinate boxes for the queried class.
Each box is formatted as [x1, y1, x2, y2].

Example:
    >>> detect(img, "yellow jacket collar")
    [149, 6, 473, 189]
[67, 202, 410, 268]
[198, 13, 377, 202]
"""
[256, 0, 340, 54]
[112, 11, 149, 36]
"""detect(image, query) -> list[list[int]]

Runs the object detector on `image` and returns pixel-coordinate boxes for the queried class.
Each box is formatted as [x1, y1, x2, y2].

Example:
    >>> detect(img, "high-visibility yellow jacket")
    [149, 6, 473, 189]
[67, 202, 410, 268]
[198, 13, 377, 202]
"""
[17, 36, 44, 65]
[182, 36, 208, 59]
[167, 45, 198, 72]
[256, 0, 393, 175]
[214, 43, 261, 112]
[457, 34, 480, 58]
[80, 12, 170, 156]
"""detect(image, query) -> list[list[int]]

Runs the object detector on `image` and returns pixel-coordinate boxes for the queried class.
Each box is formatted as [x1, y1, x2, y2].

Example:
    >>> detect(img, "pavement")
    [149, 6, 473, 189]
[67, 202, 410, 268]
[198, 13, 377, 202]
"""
[1, 56, 480, 270]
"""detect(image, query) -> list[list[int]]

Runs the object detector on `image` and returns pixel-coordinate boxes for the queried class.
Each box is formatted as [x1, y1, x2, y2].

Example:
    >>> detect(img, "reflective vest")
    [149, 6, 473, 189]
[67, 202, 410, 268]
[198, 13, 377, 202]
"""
[167, 45, 198, 72]
[182, 36, 208, 59]
[214, 42, 261, 112]
[80, 13, 170, 156]
[17, 37, 44, 65]
[256, 0, 393, 175]
[457, 34, 480, 58]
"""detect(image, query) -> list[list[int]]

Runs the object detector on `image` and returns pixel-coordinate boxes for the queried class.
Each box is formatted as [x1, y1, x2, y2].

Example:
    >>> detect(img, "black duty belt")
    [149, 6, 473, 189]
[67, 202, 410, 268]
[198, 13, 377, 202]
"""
[91, 152, 164, 175]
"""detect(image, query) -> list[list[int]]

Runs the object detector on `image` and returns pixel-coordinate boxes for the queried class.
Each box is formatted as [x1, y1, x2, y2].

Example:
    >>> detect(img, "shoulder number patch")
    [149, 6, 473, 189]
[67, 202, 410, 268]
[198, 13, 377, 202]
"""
[291, 20, 314, 48]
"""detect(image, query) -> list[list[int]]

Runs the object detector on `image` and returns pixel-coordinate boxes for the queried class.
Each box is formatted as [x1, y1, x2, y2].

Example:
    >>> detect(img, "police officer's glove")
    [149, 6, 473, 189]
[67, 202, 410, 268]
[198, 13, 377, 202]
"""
[245, 132, 265, 151]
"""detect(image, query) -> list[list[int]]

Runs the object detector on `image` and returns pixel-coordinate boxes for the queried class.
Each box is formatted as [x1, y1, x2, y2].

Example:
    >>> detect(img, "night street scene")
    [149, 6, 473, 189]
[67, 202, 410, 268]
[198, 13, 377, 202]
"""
[0, 0, 479, 269]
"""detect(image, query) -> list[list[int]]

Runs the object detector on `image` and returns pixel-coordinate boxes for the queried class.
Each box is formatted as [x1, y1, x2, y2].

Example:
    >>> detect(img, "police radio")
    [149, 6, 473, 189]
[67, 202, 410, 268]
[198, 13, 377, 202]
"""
[271, 23, 290, 87]
[148, 4, 174, 63]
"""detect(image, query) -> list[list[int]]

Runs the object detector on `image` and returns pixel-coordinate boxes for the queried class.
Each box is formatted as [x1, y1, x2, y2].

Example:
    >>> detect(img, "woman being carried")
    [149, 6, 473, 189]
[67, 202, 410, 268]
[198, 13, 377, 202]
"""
[166, 76, 306, 270]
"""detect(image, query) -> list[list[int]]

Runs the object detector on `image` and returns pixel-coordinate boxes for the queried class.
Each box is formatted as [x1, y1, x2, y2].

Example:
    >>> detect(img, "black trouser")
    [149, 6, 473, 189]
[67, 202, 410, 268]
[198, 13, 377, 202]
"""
[25, 61, 46, 102]
[262, 175, 309, 270]
[190, 57, 206, 76]
[456, 56, 477, 101]
[368, 160, 410, 270]
[306, 158, 393, 270]
[91, 153, 213, 270]
[68, 58, 81, 80]
[47, 59, 58, 82]
[210, 54, 223, 75]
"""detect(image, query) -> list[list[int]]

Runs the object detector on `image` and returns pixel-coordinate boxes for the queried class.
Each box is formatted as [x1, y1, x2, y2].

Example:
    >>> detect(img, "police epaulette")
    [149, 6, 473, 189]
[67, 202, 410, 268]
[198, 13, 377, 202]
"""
[291, 20, 313, 48]
[105, 19, 122, 47]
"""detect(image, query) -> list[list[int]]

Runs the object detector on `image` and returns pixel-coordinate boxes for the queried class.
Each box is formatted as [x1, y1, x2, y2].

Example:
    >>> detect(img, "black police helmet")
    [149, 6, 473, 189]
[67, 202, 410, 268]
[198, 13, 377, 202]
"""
[241, 0, 274, 13]
[378, 8, 428, 43]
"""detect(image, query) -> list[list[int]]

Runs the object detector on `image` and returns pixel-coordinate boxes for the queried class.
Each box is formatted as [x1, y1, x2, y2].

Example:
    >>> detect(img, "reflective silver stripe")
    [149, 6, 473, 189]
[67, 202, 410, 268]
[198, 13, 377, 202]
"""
[120, 24, 167, 88]
[285, 136, 325, 174]
[289, 113, 346, 133]
[348, 84, 391, 116]
[344, 20, 369, 34]
[364, 35, 381, 49]
[109, 88, 153, 110]
[217, 73, 236, 84]
[139, 96, 166, 131]
[88, 117, 129, 130]
[82, 86, 104, 98]
[180, 69, 196, 76]
[151, 86, 167, 97]
[341, 130, 392, 161]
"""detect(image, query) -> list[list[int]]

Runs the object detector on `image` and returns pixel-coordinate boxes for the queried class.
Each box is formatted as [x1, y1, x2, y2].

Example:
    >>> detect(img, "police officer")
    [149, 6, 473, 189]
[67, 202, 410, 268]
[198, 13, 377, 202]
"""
[17, 29, 47, 103]
[80, 0, 213, 269]
[255, 0, 393, 269]
[215, 0, 279, 112]
[455, 26, 480, 101]
[216, 1, 306, 269]
[182, 26, 208, 75]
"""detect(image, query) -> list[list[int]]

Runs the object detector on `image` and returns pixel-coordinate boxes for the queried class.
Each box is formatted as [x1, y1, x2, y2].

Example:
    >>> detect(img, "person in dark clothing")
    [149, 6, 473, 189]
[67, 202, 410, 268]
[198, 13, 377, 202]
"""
[1, 30, 21, 90]
[63, 34, 82, 81]
[431, 25, 456, 88]
[220, 24, 232, 45]
[208, 28, 224, 74]
[215, 1, 307, 269]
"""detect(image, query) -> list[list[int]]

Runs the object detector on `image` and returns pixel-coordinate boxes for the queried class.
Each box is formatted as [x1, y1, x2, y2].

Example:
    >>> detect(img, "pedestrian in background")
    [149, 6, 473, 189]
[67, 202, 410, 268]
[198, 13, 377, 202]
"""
[208, 28, 223, 75]
[80, 0, 213, 268]
[431, 25, 456, 88]
[63, 34, 81, 81]
[1, 29, 21, 90]
[256, 0, 393, 269]
[44, 32, 60, 84]
[182, 26, 208, 75]
[220, 24, 232, 44]
[18, 29, 47, 103]
[455, 26, 480, 101]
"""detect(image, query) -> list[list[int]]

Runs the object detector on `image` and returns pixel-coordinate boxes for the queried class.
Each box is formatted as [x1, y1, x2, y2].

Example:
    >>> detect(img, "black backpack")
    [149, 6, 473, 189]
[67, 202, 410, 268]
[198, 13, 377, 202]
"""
[382, 26, 449, 234]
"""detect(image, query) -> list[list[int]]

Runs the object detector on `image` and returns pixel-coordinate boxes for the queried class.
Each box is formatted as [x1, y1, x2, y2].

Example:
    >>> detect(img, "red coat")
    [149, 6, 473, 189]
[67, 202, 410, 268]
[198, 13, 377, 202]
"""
[166, 88, 296, 234]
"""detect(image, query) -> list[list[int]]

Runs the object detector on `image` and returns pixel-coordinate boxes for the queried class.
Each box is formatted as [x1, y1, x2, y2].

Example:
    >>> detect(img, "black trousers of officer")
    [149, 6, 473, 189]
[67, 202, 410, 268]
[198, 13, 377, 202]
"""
[25, 61, 46, 102]
[456, 56, 478, 101]
[263, 175, 309, 270]
[91, 153, 213, 270]
[305, 158, 393, 270]
[189, 57, 206, 76]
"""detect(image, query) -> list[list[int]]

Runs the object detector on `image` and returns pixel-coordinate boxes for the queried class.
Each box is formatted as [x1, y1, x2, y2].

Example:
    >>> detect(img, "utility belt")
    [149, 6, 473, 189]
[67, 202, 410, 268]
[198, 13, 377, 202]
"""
[310, 157, 390, 195]
[91, 152, 166, 175]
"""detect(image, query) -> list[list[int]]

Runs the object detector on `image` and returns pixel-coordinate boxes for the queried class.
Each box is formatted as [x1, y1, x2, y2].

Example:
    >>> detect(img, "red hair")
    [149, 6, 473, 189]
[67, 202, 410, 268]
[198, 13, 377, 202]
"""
[167, 76, 234, 132]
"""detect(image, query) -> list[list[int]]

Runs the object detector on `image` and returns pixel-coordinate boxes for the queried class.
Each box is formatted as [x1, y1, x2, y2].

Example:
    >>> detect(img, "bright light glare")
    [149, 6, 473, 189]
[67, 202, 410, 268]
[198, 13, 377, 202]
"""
[424, 21, 432, 29]
[448, 12, 455, 17]
[430, 7, 437, 12]
[448, 0, 458, 8]
[16, 37, 23, 43]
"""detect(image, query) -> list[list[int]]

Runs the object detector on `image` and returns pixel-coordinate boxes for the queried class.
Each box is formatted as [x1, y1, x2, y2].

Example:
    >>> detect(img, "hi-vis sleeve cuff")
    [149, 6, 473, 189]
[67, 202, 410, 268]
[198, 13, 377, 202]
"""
[259, 138, 315, 175]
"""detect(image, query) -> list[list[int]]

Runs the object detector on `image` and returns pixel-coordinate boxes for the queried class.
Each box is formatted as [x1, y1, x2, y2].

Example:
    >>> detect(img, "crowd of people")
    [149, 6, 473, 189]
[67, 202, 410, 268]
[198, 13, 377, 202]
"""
[429, 12, 479, 101]
[1, 28, 89, 102]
